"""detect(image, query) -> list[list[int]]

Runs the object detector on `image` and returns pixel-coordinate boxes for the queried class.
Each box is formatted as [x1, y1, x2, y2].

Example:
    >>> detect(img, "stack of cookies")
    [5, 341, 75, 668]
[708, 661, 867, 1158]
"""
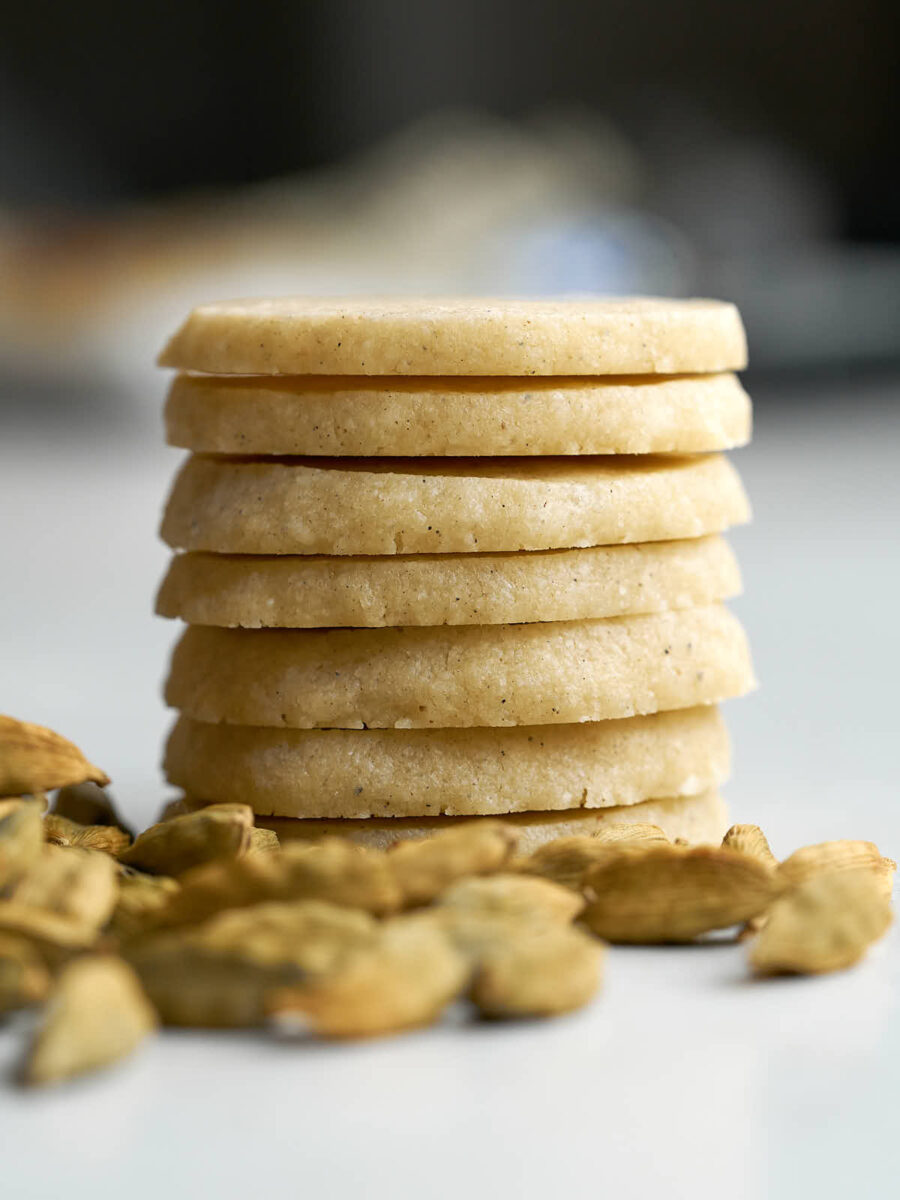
[155, 298, 754, 851]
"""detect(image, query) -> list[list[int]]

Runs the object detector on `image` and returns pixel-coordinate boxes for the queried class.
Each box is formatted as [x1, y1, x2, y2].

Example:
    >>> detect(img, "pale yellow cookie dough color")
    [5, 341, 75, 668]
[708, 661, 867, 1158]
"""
[164, 371, 751, 457]
[165, 605, 754, 730]
[158, 297, 747, 376]
[164, 705, 729, 819]
[156, 535, 741, 629]
[160, 453, 750, 555]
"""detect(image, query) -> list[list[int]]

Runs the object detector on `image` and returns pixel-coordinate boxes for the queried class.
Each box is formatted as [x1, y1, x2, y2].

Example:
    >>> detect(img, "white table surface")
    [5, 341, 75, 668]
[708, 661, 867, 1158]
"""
[1, 375, 899, 1199]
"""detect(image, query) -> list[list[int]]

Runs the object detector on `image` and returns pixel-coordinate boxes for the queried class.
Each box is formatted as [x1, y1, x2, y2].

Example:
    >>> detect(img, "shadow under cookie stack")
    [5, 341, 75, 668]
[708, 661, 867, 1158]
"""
[155, 298, 754, 851]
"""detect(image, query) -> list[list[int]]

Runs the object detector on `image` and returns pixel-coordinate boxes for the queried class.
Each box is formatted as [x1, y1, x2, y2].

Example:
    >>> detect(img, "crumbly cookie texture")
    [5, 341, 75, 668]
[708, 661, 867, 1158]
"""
[157, 297, 747, 376]
[164, 371, 751, 457]
[163, 706, 730, 819]
[160, 453, 750, 556]
[165, 605, 754, 730]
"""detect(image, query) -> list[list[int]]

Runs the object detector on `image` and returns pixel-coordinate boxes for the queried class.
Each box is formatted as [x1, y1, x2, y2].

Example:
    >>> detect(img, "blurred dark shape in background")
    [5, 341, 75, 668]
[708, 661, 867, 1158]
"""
[1, 0, 898, 412]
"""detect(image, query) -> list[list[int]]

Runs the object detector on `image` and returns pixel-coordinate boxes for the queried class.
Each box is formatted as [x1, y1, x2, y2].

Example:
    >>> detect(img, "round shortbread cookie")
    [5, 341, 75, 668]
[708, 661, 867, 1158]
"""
[156, 536, 741, 629]
[165, 605, 754, 730]
[160, 453, 749, 555]
[166, 788, 730, 852]
[163, 706, 729, 819]
[164, 372, 751, 457]
[158, 297, 747, 376]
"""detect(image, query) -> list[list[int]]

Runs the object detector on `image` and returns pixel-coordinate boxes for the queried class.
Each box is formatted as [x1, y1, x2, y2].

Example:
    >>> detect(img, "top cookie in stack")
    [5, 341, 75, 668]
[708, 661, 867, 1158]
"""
[156, 298, 754, 851]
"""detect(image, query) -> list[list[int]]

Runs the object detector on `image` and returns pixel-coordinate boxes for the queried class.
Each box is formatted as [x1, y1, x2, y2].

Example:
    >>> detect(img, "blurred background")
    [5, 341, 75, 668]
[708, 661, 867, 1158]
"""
[1, 0, 898, 831]
[1, 0, 899, 410]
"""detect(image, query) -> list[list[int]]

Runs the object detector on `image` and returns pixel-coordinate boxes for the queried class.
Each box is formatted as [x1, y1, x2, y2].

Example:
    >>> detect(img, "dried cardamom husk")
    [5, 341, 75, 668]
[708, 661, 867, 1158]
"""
[267, 916, 468, 1038]
[43, 813, 132, 857]
[0, 800, 44, 889]
[778, 840, 896, 895]
[23, 956, 157, 1086]
[386, 821, 520, 907]
[582, 844, 780, 943]
[0, 715, 108, 797]
[593, 823, 671, 847]
[723, 825, 780, 938]
[119, 803, 253, 876]
[722, 824, 779, 868]
[128, 900, 377, 1027]
[749, 867, 893, 975]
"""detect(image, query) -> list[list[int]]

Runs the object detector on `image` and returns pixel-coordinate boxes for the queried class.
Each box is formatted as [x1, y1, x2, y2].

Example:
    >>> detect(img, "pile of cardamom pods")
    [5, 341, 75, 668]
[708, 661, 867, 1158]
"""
[1, 714, 894, 1088]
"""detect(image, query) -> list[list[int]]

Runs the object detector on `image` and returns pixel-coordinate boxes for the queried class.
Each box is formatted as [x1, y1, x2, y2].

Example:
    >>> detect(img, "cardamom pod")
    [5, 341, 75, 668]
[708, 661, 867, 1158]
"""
[43, 813, 132, 857]
[519, 826, 667, 891]
[0, 933, 50, 1015]
[779, 840, 895, 895]
[722, 824, 778, 868]
[128, 900, 377, 1026]
[23, 956, 156, 1085]
[8, 844, 118, 932]
[469, 923, 603, 1018]
[436, 873, 584, 923]
[0, 715, 107, 797]
[267, 917, 467, 1038]
[0, 801, 44, 889]
[155, 838, 402, 931]
[582, 844, 780, 943]
[387, 821, 519, 907]
[749, 868, 892, 974]
[119, 803, 253, 875]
